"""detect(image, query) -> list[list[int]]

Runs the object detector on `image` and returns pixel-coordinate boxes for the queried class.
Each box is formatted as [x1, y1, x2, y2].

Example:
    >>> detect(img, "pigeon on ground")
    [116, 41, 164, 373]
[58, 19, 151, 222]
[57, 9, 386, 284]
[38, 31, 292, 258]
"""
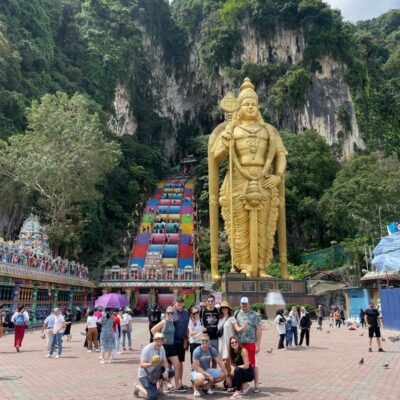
[359, 358, 364, 365]
[359, 333, 364, 336]
[326, 330, 330, 334]
[267, 348, 273, 354]
[383, 362, 389, 368]
[381, 337, 386, 342]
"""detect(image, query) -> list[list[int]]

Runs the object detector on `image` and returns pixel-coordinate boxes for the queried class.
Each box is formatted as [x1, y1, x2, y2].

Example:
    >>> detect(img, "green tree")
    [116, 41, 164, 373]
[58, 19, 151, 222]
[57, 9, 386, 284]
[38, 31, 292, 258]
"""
[0, 91, 121, 251]
[320, 152, 400, 243]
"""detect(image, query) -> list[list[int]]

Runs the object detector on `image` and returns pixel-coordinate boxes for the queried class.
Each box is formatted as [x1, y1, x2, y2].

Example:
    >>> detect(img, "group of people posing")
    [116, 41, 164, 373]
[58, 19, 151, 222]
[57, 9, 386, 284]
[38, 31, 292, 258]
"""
[135, 295, 262, 400]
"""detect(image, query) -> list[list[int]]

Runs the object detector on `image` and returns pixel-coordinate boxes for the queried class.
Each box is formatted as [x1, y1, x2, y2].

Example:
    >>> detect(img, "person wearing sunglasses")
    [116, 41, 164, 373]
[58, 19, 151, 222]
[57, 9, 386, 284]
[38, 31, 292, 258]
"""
[188, 306, 207, 363]
[201, 295, 219, 352]
[151, 306, 185, 392]
[191, 334, 228, 398]
[225, 336, 254, 399]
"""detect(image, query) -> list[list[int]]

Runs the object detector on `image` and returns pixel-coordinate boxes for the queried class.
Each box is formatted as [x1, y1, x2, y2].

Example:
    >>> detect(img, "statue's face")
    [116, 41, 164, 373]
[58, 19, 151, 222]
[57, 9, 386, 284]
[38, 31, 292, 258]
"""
[239, 97, 258, 121]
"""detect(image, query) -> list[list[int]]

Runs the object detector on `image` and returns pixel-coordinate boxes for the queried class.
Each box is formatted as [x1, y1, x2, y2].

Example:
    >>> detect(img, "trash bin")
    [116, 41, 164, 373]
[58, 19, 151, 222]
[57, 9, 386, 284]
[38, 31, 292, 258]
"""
[264, 291, 286, 320]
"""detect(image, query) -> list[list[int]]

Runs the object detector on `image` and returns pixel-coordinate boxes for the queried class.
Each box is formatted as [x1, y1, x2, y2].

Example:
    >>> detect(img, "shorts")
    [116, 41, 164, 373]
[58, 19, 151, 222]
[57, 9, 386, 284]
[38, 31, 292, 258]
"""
[164, 344, 178, 359]
[241, 342, 256, 368]
[368, 326, 381, 338]
[175, 343, 186, 362]
[191, 368, 222, 382]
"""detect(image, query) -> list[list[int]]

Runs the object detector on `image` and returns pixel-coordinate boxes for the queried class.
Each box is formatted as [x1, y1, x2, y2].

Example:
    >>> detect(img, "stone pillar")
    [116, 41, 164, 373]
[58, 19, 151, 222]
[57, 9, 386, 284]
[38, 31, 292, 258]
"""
[68, 286, 74, 311]
[53, 285, 59, 308]
[31, 282, 39, 324]
[195, 288, 201, 304]
[13, 280, 22, 311]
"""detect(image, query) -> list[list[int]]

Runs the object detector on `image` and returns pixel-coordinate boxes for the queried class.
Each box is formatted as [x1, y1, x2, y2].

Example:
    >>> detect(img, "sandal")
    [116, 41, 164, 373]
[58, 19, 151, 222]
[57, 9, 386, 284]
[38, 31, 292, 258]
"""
[167, 384, 175, 392]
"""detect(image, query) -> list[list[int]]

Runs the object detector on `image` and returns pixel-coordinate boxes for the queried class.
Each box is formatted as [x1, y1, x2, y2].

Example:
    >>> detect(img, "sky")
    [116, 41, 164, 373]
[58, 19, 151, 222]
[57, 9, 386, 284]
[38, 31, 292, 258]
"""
[324, 0, 400, 22]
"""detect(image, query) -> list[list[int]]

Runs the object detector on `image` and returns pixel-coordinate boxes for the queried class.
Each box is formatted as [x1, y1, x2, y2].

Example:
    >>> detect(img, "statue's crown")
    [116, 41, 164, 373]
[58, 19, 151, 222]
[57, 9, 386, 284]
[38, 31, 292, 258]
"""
[238, 77, 258, 104]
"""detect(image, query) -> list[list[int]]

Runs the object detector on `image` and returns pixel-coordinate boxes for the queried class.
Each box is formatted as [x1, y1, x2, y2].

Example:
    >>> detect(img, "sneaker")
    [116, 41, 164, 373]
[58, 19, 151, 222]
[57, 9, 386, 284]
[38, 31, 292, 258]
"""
[86, 350, 92, 353]
[175, 386, 187, 393]
[242, 383, 250, 395]
[55, 355, 60, 359]
[182, 385, 190, 390]
[193, 389, 202, 397]
[206, 389, 215, 395]
[133, 383, 140, 398]
[230, 393, 242, 400]
[100, 360, 105, 364]
[123, 347, 127, 351]
[129, 347, 133, 351]
[45, 354, 51, 358]
[369, 348, 372, 352]
[253, 388, 260, 393]
[378, 348, 385, 352]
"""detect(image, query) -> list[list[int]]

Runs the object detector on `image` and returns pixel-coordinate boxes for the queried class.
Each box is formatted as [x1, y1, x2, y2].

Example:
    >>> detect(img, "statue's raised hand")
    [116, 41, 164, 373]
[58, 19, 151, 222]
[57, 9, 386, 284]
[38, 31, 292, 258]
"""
[262, 174, 281, 189]
[221, 132, 232, 149]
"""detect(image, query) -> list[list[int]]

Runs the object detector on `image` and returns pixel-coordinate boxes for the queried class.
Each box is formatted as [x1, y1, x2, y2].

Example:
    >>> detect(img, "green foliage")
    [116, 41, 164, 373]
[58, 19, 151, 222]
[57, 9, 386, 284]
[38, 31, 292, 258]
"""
[320, 152, 400, 243]
[250, 303, 265, 315]
[267, 261, 315, 279]
[0, 92, 121, 252]
[271, 66, 310, 114]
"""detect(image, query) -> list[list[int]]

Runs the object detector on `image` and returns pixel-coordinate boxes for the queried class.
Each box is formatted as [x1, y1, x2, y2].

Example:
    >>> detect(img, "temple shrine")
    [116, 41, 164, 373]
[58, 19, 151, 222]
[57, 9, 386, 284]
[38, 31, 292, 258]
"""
[0, 216, 95, 323]
[98, 175, 203, 311]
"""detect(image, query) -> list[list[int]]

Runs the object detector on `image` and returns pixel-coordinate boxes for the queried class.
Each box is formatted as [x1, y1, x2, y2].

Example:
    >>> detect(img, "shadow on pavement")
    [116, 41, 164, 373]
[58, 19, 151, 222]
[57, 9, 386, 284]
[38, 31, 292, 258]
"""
[266, 386, 299, 394]
[0, 376, 22, 381]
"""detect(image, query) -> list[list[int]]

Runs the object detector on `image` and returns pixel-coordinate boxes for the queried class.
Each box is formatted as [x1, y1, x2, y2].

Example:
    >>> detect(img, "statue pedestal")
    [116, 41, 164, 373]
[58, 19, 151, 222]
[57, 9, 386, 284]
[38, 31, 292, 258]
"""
[220, 273, 317, 315]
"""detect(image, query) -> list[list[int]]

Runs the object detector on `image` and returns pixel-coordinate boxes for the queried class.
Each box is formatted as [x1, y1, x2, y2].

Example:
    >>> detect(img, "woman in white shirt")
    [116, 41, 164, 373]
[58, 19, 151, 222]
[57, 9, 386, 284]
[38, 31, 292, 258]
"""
[121, 309, 133, 351]
[274, 309, 287, 350]
[217, 301, 236, 362]
[11, 305, 29, 352]
[188, 306, 206, 362]
[86, 309, 99, 351]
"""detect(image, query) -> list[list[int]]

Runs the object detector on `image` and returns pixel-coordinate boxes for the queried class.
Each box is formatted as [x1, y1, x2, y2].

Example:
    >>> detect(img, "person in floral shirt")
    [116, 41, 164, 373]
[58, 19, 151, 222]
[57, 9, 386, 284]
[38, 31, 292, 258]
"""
[233, 297, 262, 393]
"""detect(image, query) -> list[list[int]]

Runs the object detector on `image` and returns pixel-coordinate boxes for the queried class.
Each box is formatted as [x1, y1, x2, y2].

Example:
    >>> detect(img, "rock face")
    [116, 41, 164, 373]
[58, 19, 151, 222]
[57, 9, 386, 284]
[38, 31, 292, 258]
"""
[108, 23, 364, 160]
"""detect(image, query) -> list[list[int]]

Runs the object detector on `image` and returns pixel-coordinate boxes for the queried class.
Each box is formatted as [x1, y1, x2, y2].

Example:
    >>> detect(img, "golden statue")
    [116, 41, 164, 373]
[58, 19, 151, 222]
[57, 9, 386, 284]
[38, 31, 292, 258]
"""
[208, 78, 289, 280]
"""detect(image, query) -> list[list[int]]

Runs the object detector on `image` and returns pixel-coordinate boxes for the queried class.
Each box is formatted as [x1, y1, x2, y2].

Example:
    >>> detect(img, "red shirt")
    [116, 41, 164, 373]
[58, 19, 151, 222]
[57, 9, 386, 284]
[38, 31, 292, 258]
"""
[112, 314, 120, 333]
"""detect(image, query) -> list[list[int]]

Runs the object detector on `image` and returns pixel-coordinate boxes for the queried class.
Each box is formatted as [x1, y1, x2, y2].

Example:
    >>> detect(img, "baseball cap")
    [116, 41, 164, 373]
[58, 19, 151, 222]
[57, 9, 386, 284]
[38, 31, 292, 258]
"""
[240, 297, 249, 304]
[154, 332, 165, 340]
[176, 297, 185, 303]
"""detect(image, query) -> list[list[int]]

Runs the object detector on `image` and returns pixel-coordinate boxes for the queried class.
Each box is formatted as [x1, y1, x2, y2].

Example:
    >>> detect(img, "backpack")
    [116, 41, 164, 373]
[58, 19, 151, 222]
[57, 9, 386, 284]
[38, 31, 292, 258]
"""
[15, 313, 25, 326]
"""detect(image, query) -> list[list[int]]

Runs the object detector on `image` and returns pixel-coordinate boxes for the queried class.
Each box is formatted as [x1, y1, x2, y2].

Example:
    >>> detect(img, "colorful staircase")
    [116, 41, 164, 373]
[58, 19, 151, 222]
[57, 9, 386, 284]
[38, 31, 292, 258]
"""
[128, 176, 195, 273]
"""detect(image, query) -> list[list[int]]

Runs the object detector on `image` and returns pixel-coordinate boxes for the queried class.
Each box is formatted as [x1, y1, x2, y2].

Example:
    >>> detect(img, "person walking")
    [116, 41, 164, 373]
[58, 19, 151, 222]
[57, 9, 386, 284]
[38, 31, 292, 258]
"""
[173, 298, 190, 392]
[201, 294, 219, 351]
[133, 332, 175, 400]
[334, 309, 342, 328]
[359, 308, 366, 328]
[298, 307, 311, 348]
[100, 311, 115, 364]
[218, 301, 236, 364]
[86, 310, 99, 352]
[233, 297, 262, 393]
[225, 337, 254, 399]
[188, 305, 205, 363]
[274, 309, 287, 350]
[41, 311, 55, 351]
[46, 308, 66, 358]
[121, 308, 133, 351]
[316, 305, 323, 331]
[152, 306, 184, 392]
[288, 306, 299, 347]
[11, 305, 29, 352]
[364, 302, 384, 352]
[148, 303, 162, 342]
[283, 309, 292, 348]
[112, 310, 121, 358]
[64, 309, 72, 341]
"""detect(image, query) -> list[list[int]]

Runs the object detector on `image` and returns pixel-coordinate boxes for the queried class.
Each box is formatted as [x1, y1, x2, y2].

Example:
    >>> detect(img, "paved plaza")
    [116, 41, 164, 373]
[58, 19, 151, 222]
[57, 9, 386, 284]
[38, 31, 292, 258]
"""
[0, 317, 399, 400]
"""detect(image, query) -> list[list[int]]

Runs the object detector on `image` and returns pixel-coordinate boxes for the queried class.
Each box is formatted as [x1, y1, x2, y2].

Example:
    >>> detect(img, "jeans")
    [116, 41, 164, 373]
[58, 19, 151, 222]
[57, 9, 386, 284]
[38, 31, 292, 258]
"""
[286, 328, 293, 346]
[231, 366, 254, 390]
[291, 326, 298, 346]
[278, 333, 286, 349]
[50, 332, 63, 355]
[122, 329, 132, 348]
[139, 367, 175, 400]
[335, 320, 341, 328]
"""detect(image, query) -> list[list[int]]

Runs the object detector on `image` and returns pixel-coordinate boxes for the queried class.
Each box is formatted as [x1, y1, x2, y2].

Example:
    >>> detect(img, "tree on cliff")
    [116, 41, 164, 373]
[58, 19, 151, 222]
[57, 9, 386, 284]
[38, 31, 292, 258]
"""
[0, 92, 121, 252]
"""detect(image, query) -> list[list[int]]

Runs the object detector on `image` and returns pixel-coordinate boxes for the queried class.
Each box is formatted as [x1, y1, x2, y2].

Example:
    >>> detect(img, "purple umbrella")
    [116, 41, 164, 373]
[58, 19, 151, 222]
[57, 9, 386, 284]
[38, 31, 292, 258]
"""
[95, 293, 129, 309]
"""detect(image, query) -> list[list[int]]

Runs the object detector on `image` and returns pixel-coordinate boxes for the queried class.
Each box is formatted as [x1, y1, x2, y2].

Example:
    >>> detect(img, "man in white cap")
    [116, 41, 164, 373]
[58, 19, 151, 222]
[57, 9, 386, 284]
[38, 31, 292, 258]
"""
[233, 297, 262, 393]
[133, 332, 175, 400]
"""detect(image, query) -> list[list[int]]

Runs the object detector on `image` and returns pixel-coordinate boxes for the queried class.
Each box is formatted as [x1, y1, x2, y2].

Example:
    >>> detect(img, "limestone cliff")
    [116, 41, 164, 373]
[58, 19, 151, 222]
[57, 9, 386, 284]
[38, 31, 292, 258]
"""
[108, 22, 364, 160]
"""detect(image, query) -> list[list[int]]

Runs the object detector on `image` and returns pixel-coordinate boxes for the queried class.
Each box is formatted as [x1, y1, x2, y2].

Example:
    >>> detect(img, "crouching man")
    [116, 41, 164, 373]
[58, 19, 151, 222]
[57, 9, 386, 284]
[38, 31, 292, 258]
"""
[191, 334, 228, 397]
[133, 332, 175, 400]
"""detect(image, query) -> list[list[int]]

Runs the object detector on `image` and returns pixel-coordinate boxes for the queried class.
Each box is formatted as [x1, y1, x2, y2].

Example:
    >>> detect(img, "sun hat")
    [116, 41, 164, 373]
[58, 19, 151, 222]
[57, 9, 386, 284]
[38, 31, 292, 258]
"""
[154, 332, 165, 340]
[220, 301, 232, 309]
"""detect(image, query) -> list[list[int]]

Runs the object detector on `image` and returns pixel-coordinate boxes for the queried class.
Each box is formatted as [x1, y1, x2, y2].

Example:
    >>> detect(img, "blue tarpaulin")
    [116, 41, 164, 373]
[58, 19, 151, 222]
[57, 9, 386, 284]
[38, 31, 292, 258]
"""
[372, 232, 400, 271]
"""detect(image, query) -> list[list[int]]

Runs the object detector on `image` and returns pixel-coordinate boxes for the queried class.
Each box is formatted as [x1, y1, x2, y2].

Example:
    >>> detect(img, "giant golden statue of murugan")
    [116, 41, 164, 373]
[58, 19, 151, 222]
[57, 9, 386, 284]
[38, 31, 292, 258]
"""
[208, 78, 289, 280]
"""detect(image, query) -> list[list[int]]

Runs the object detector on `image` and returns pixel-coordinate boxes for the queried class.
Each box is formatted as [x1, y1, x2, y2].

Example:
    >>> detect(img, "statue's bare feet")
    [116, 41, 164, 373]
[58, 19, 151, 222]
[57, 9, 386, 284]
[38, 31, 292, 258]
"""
[241, 265, 252, 277]
[258, 270, 273, 278]
[212, 273, 221, 281]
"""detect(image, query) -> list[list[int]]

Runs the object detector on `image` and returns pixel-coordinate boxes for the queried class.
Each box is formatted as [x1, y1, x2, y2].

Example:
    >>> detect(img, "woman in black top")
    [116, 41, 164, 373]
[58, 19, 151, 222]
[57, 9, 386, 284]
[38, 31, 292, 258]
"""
[225, 336, 254, 399]
[148, 303, 161, 342]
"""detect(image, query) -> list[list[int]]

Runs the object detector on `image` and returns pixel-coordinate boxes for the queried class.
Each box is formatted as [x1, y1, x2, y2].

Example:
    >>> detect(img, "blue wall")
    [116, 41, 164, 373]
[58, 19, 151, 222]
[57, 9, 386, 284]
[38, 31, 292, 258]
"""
[380, 288, 400, 330]
[348, 289, 370, 320]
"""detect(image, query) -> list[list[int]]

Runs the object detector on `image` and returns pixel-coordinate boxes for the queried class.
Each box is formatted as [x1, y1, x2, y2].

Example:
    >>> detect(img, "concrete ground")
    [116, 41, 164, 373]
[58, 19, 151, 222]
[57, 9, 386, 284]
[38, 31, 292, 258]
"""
[0, 317, 399, 400]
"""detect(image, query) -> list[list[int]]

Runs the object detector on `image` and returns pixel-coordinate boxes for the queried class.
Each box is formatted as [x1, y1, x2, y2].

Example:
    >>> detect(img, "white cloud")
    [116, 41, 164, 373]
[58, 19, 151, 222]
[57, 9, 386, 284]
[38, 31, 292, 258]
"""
[324, 0, 400, 22]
